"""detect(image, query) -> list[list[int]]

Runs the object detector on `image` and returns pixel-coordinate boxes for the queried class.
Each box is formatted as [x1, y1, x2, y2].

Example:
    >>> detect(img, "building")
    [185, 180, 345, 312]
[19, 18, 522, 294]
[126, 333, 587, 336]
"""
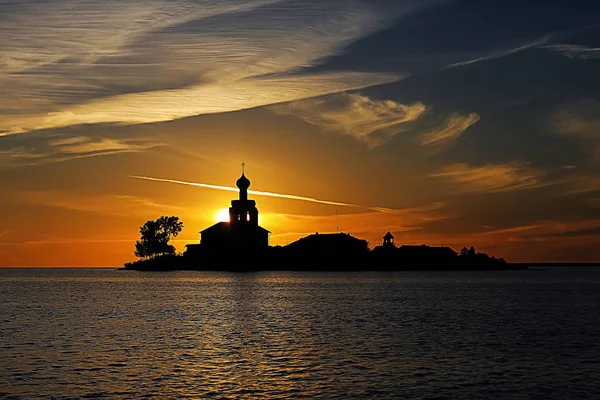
[397, 244, 458, 260]
[185, 165, 270, 256]
[285, 232, 369, 257]
[383, 231, 395, 247]
[371, 232, 458, 267]
[370, 231, 398, 259]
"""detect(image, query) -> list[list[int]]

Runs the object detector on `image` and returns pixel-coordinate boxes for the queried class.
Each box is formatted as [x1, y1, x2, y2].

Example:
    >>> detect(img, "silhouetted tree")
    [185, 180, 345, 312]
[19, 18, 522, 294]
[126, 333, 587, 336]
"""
[134, 216, 183, 259]
[459, 246, 477, 257]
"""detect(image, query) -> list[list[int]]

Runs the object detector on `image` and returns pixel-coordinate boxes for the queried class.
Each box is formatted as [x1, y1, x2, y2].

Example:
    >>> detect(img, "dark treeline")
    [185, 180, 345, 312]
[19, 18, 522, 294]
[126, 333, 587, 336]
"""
[124, 216, 518, 272]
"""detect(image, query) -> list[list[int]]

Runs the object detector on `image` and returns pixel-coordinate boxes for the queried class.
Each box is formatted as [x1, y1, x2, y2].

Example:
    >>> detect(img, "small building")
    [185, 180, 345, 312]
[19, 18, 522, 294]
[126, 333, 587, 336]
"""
[371, 231, 399, 259]
[383, 231, 395, 247]
[397, 244, 458, 260]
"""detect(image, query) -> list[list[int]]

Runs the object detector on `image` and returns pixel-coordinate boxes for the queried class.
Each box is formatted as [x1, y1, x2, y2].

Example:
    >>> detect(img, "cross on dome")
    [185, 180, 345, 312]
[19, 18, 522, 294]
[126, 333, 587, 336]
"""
[236, 162, 251, 197]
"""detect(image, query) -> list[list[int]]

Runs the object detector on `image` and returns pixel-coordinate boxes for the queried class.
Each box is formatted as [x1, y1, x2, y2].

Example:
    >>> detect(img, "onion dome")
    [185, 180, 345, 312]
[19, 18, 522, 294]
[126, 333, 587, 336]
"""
[236, 172, 250, 191]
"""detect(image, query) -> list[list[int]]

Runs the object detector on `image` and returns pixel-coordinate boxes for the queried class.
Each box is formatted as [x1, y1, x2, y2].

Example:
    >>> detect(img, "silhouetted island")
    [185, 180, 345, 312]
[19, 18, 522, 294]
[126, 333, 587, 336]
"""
[124, 165, 520, 272]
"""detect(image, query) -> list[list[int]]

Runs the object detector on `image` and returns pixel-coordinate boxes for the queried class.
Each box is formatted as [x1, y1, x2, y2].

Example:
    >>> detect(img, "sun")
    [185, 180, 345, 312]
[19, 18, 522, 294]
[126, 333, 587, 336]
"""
[216, 208, 230, 222]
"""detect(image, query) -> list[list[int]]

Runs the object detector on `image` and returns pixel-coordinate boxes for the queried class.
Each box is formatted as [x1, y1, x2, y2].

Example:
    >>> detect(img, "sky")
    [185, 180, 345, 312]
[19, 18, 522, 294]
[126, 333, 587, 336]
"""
[1, 0, 600, 266]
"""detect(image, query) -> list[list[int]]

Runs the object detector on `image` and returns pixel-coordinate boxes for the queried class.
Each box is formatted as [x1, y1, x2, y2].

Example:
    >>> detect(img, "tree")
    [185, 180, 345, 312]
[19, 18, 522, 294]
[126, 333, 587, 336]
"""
[460, 246, 477, 257]
[468, 246, 476, 256]
[134, 216, 183, 259]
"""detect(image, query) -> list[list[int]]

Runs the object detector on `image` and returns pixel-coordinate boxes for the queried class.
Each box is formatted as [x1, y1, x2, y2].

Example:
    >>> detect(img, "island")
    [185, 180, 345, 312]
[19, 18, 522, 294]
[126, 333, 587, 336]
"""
[124, 166, 519, 272]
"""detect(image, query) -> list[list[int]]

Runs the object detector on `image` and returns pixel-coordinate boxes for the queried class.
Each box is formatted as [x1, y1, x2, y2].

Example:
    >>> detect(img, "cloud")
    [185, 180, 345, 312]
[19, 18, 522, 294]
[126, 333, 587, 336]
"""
[0, 133, 164, 169]
[558, 175, 600, 196]
[269, 92, 480, 147]
[478, 219, 600, 242]
[430, 162, 545, 194]
[269, 93, 426, 146]
[419, 112, 480, 147]
[0, 237, 134, 246]
[130, 174, 406, 213]
[0, 1, 432, 135]
[447, 36, 551, 68]
[553, 98, 600, 162]
[0, 72, 400, 136]
[49, 136, 157, 155]
[5, 191, 183, 217]
[542, 44, 600, 59]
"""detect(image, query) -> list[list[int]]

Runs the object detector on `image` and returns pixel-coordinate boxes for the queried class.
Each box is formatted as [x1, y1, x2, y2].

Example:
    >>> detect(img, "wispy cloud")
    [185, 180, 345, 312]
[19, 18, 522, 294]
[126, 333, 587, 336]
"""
[49, 136, 161, 155]
[553, 98, 600, 162]
[130, 174, 407, 213]
[430, 162, 545, 194]
[269, 93, 425, 146]
[477, 219, 600, 242]
[447, 36, 551, 68]
[0, 1, 432, 135]
[542, 44, 600, 59]
[0, 72, 401, 136]
[6, 191, 183, 217]
[0, 134, 164, 169]
[0, 237, 135, 246]
[419, 112, 480, 147]
[269, 93, 480, 148]
[559, 175, 600, 196]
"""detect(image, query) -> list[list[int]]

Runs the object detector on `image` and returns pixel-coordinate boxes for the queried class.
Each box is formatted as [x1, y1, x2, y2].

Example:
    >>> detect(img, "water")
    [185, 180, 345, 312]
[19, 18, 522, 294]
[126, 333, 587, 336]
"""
[1, 267, 599, 399]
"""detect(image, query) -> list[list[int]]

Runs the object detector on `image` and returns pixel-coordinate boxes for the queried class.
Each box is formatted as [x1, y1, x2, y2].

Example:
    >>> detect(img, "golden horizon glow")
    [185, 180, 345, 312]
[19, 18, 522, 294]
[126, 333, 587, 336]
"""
[216, 208, 230, 222]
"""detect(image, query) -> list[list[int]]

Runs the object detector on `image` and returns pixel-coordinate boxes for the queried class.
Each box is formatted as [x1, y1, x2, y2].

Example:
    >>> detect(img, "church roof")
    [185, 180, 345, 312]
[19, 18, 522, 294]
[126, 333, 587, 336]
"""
[200, 221, 229, 234]
[200, 221, 270, 234]
[383, 231, 394, 239]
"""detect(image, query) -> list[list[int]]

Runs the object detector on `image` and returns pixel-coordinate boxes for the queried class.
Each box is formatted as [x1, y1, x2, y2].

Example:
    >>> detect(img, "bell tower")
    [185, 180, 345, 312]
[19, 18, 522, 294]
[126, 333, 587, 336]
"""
[229, 162, 259, 226]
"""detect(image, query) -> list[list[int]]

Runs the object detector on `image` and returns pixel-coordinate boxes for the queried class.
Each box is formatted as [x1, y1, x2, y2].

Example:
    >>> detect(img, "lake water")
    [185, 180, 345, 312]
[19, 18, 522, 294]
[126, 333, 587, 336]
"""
[1, 267, 599, 399]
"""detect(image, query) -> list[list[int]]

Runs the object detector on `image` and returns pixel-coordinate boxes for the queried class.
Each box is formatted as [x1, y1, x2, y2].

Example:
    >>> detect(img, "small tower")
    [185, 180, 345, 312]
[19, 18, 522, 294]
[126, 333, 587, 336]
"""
[383, 231, 395, 247]
[229, 162, 259, 226]
[190, 162, 271, 255]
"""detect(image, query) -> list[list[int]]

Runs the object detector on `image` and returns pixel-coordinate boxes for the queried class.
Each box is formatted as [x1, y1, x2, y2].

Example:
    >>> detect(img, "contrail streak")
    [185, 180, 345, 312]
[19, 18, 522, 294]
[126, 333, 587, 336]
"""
[130, 175, 394, 212]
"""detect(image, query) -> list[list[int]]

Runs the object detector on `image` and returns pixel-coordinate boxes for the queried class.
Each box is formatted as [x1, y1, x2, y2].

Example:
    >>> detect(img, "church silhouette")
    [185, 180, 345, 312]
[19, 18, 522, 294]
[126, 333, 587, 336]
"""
[184, 164, 270, 257]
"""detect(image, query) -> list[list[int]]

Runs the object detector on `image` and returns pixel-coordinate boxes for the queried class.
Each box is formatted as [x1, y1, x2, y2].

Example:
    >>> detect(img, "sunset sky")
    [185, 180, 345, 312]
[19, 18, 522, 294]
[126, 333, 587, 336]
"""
[1, 0, 600, 266]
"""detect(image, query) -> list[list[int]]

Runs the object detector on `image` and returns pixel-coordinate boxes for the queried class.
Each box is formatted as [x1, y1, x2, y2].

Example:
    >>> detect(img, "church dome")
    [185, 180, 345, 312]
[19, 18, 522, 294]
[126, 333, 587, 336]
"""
[236, 172, 250, 190]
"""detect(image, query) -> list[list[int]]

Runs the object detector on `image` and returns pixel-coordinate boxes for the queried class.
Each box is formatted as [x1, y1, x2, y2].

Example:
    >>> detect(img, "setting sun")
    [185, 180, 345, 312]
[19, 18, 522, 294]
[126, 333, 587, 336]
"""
[216, 208, 230, 222]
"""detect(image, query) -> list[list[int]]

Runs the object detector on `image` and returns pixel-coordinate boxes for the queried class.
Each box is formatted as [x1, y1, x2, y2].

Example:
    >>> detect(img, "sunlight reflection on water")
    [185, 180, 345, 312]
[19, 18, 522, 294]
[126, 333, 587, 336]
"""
[1, 268, 599, 399]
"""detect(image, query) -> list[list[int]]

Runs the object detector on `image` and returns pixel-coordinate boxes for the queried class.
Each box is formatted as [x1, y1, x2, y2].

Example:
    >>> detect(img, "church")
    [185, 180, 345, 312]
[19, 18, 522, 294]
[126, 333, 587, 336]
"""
[184, 164, 270, 257]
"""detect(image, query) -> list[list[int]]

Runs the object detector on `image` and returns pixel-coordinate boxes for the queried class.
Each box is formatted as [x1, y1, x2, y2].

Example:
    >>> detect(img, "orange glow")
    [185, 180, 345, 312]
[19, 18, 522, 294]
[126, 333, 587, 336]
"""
[216, 208, 230, 222]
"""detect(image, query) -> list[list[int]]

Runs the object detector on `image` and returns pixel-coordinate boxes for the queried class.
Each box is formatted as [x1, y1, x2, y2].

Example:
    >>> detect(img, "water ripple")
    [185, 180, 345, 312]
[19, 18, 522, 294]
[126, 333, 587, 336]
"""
[1, 268, 599, 399]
